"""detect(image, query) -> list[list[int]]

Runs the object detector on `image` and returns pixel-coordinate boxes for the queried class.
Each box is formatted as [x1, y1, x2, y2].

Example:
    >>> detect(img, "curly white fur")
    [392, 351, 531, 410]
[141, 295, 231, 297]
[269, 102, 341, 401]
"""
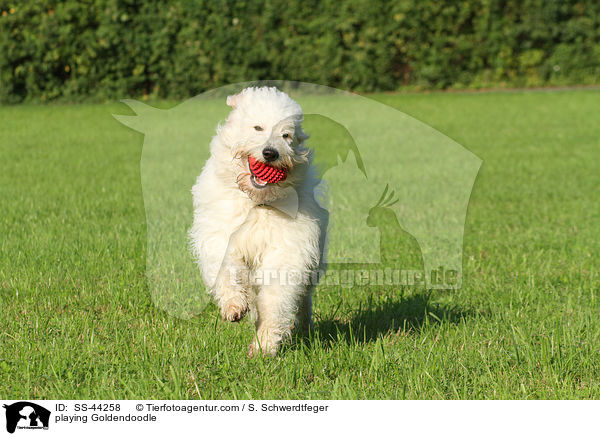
[190, 87, 325, 356]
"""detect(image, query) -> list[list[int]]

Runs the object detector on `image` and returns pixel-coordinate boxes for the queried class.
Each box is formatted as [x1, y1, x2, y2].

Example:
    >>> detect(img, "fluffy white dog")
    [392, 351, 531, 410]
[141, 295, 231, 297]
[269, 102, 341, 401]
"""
[190, 87, 325, 356]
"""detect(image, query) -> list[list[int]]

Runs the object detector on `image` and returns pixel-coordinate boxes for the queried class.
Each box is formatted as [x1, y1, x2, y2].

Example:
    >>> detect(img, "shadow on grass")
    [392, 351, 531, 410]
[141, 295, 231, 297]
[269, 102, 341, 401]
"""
[309, 292, 472, 347]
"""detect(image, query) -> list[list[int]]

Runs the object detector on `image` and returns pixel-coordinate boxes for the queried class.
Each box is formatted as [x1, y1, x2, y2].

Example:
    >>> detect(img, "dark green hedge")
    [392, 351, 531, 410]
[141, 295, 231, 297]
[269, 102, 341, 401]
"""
[1, 0, 599, 102]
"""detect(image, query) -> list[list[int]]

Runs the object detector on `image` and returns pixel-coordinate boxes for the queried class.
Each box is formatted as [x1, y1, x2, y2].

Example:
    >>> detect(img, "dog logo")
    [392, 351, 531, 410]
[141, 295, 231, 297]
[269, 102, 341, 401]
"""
[2, 402, 50, 434]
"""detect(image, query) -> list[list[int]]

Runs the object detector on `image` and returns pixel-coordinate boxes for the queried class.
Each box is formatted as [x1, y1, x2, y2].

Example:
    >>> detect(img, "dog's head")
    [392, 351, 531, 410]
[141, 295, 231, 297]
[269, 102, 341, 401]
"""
[217, 87, 309, 203]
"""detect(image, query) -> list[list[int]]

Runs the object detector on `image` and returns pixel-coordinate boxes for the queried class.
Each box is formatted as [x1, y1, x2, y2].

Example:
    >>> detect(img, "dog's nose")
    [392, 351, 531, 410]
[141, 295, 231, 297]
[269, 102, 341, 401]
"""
[262, 147, 279, 162]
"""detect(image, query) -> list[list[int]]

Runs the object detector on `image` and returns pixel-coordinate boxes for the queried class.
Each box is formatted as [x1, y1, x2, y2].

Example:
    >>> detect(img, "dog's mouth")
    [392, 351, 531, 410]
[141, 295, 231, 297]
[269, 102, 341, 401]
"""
[248, 156, 287, 189]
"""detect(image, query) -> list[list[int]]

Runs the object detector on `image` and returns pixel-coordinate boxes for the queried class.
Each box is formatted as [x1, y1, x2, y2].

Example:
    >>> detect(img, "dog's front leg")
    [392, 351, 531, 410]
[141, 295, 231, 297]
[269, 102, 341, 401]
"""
[248, 264, 308, 357]
[213, 244, 249, 323]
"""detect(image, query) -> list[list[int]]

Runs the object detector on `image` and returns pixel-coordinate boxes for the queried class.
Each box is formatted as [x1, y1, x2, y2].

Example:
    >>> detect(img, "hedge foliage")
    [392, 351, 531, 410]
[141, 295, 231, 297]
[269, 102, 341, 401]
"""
[1, 0, 599, 102]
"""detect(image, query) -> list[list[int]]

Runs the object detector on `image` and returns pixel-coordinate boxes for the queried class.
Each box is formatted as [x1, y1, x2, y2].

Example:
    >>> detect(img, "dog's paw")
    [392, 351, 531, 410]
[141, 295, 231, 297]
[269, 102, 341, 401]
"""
[247, 335, 279, 358]
[247, 342, 278, 358]
[221, 296, 248, 322]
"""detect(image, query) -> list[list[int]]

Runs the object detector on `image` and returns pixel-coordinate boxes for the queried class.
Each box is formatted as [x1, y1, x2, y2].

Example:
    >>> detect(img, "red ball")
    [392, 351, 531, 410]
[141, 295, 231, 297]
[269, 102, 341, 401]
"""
[249, 156, 287, 183]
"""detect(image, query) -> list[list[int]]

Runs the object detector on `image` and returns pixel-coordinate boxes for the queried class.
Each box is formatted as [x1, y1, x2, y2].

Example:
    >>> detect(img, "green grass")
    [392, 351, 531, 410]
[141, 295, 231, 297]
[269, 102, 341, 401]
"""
[1, 89, 599, 399]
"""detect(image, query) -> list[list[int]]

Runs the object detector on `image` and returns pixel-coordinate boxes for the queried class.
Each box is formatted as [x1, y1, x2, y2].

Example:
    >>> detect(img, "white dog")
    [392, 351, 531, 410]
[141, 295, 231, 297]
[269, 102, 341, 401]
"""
[190, 87, 325, 356]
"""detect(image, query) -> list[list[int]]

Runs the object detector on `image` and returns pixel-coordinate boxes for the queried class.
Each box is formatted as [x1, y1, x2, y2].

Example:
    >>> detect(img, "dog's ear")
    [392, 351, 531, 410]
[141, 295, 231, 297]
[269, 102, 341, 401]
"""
[226, 93, 241, 109]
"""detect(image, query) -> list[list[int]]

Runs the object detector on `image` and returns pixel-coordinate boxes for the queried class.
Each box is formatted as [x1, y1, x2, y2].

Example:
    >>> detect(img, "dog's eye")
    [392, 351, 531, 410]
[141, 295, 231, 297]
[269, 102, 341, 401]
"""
[254, 126, 263, 131]
[282, 133, 290, 139]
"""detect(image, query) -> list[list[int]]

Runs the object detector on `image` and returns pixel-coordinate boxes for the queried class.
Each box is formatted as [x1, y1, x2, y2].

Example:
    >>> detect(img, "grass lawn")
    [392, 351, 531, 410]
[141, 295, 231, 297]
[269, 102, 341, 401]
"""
[1, 89, 599, 399]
